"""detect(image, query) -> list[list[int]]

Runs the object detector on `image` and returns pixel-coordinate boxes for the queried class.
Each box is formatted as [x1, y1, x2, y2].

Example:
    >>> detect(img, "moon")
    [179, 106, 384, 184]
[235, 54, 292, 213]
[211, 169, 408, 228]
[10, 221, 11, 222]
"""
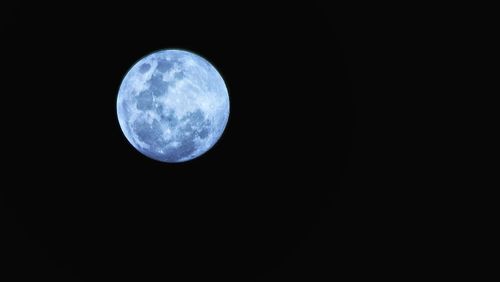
[116, 49, 230, 163]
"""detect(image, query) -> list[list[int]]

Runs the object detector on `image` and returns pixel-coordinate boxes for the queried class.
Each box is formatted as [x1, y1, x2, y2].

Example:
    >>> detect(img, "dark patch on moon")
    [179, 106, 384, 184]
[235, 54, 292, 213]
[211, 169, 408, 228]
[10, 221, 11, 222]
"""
[197, 126, 210, 139]
[174, 71, 185, 80]
[136, 90, 153, 110]
[148, 73, 170, 97]
[133, 119, 163, 148]
[159, 109, 178, 127]
[156, 59, 177, 73]
[139, 63, 151, 73]
[154, 103, 163, 113]
[181, 110, 212, 139]
[173, 139, 197, 159]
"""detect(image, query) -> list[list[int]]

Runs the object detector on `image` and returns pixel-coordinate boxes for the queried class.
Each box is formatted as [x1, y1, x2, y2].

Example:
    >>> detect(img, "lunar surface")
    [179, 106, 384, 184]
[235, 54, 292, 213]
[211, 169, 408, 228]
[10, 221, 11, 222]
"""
[116, 50, 229, 162]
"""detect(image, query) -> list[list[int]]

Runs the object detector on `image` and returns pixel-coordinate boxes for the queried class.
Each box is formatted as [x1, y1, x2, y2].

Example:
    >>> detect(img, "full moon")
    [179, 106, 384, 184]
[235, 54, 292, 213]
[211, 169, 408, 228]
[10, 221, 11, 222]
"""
[116, 49, 230, 163]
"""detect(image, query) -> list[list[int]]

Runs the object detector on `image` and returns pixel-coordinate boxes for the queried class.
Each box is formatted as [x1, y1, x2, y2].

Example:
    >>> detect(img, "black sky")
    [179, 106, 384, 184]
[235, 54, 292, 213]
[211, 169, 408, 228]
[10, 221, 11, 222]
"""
[0, 2, 379, 281]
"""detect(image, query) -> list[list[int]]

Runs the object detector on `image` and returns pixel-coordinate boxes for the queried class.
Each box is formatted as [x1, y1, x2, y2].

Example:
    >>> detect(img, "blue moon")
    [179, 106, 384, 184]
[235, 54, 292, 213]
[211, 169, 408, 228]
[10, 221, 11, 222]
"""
[116, 50, 230, 162]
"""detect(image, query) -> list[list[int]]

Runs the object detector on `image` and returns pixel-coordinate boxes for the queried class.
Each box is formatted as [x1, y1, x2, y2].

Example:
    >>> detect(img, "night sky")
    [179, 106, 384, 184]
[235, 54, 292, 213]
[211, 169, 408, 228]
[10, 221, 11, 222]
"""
[0, 2, 395, 281]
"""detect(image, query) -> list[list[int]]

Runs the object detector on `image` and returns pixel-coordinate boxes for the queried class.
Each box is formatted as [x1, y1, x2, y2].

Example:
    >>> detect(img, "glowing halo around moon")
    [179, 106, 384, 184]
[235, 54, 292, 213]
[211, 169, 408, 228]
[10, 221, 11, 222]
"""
[116, 49, 230, 163]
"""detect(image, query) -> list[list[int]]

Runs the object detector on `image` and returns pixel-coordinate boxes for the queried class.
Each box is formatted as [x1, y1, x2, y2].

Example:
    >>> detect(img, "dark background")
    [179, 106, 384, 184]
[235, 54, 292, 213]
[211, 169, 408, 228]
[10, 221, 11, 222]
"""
[0, 2, 402, 281]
